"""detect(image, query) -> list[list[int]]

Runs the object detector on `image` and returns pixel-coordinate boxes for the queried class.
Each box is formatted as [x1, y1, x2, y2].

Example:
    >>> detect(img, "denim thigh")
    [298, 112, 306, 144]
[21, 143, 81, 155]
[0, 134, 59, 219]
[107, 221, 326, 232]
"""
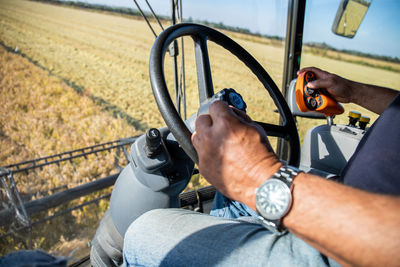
[123, 209, 339, 267]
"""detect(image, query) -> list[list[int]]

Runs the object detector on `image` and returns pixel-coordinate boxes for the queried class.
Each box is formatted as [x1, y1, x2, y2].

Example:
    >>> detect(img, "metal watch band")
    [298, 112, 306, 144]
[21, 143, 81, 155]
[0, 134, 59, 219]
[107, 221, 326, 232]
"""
[257, 215, 287, 235]
[273, 165, 301, 188]
[256, 165, 302, 234]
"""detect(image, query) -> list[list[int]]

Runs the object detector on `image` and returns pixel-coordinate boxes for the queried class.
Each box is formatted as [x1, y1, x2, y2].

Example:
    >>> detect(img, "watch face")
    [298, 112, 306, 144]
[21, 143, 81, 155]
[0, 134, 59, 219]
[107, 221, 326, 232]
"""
[256, 178, 292, 220]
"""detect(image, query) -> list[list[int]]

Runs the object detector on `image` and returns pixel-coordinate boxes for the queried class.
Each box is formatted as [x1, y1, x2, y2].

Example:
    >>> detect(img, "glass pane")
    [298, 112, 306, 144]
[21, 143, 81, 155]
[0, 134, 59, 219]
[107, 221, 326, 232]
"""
[0, 0, 291, 259]
[299, 0, 400, 143]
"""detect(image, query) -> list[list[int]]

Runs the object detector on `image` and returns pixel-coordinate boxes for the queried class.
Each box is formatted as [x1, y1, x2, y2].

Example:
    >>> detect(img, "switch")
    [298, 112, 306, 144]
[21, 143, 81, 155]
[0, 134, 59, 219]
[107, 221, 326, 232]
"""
[348, 111, 361, 127]
[359, 116, 370, 130]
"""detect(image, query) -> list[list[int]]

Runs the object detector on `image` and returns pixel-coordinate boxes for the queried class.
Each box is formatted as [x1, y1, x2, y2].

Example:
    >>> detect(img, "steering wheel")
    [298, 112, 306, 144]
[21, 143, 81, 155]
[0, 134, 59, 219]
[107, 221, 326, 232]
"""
[149, 23, 300, 166]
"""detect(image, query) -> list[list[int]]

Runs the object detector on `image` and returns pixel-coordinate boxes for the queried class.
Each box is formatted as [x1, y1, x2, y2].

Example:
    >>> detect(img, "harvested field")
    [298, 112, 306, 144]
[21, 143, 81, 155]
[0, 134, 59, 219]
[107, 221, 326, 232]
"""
[1, 0, 399, 147]
[0, 43, 136, 259]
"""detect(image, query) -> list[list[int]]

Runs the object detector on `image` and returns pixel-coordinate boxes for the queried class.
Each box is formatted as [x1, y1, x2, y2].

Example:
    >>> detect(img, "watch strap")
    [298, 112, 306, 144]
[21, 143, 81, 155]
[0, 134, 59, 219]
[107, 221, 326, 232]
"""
[257, 215, 287, 235]
[274, 165, 301, 188]
[256, 165, 302, 234]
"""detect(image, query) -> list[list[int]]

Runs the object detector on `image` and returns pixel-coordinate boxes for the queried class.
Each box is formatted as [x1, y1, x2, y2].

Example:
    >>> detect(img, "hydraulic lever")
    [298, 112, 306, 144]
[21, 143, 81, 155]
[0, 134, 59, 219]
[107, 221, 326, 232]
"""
[198, 88, 247, 115]
[295, 71, 344, 117]
[186, 88, 247, 133]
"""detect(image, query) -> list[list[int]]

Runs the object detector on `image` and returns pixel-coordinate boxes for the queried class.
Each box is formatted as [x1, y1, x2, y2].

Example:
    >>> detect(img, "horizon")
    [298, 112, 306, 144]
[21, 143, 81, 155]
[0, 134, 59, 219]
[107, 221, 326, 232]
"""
[64, 0, 400, 59]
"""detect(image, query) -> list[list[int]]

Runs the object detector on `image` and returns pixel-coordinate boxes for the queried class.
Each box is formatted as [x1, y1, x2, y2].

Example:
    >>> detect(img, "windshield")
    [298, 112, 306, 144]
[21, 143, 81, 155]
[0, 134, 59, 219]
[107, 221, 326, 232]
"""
[161, 0, 289, 126]
[0, 0, 290, 259]
[298, 0, 400, 141]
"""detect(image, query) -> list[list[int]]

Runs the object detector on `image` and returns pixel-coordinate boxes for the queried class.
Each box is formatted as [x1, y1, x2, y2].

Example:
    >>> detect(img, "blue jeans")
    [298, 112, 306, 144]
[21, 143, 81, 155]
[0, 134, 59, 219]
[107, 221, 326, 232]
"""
[209, 191, 259, 218]
[0, 250, 67, 267]
[123, 192, 340, 266]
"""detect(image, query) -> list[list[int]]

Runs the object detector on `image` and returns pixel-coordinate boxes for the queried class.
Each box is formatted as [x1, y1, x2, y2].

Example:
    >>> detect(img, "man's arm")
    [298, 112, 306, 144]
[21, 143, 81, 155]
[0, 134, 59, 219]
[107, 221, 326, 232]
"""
[192, 101, 400, 267]
[298, 67, 398, 114]
[284, 172, 400, 267]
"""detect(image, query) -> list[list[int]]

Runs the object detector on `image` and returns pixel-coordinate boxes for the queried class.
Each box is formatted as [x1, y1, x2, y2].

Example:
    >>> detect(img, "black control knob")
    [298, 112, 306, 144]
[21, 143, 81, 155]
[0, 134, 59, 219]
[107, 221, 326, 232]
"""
[145, 128, 161, 157]
[305, 86, 315, 96]
[227, 90, 246, 111]
[305, 71, 315, 83]
[307, 97, 317, 110]
[219, 88, 246, 112]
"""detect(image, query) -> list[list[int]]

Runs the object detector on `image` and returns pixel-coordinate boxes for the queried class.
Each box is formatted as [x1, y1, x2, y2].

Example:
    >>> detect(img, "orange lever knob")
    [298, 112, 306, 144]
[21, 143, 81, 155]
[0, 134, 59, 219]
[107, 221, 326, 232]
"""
[295, 71, 344, 117]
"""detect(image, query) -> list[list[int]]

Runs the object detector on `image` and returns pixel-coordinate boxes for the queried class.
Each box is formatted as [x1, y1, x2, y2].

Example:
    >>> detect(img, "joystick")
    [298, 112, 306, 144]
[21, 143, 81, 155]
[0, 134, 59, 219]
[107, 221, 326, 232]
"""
[145, 128, 161, 157]
[295, 71, 344, 117]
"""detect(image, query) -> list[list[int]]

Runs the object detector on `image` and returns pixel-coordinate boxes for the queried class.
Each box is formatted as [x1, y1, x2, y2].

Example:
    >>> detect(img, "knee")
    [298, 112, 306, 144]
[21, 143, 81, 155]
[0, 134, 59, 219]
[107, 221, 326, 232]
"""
[123, 209, 164, 266]
[124, 209, 168, 241]
[123, 208, 193, 266]
[124, 208, 194, 241]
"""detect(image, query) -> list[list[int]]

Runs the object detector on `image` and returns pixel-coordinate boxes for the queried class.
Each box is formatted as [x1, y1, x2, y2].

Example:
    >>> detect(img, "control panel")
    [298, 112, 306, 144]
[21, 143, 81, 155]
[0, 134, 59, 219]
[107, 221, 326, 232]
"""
[300, 110, 371, 176]
[295, 71, 344, 117]
[348, 111, 370, 130]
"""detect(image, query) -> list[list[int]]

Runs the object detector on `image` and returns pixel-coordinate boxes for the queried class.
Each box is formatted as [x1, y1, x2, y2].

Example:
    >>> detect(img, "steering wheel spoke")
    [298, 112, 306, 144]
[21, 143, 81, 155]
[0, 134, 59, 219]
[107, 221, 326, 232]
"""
[256, 122, 289, 139]
[193, 35, 214, 104]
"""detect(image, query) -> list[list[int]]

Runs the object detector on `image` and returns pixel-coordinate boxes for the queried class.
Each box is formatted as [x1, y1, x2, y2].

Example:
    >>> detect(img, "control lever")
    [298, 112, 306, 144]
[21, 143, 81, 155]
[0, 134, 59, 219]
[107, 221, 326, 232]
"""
[187, 88, 247, 132]
[295, 71, 344, 117]
[145, 128, 162, 157]
[197, 88, 247, 116]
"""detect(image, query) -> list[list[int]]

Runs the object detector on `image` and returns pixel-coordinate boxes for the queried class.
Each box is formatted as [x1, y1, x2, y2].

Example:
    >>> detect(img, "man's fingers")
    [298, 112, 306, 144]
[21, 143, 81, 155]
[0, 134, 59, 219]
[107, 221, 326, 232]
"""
[298, 67, 321, 75]
[230, 106, 252, 123]
[298, 67, 330, 80]
[192, 115, 212, 153]
[307, 78, 332, 89]
[195, 114, 212, 131]
[191, 131, 201, 149]
[209, 101, 230, 117]
[209, 101, 242, 124]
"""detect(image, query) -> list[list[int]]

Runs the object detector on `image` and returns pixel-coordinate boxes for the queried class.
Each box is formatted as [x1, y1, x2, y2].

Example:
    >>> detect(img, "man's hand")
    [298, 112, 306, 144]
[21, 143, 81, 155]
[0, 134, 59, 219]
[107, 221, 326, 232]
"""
[191, 101, 282, 210]
[298, 67, 355, 103]
[298, 67, 398, 114]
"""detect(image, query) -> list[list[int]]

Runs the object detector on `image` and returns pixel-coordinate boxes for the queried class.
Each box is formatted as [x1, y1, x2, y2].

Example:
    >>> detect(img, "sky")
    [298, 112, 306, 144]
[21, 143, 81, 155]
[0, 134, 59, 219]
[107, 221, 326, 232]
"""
[76, 0, 400, 58]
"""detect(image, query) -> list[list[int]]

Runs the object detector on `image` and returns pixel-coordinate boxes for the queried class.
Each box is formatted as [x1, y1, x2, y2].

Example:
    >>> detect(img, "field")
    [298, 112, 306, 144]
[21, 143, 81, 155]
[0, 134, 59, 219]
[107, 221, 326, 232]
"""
[1, 0, 399, 260]
[1, 0, 399, 143]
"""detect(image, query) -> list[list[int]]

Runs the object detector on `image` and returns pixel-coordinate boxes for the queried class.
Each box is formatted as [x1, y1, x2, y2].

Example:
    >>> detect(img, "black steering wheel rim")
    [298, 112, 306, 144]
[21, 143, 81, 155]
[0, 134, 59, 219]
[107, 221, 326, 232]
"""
[149, 23, 300, 166]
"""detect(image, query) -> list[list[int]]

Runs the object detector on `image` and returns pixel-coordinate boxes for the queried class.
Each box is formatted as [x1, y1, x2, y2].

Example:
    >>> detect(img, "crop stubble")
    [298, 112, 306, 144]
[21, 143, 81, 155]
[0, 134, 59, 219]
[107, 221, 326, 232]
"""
[1, 0, 398, 145]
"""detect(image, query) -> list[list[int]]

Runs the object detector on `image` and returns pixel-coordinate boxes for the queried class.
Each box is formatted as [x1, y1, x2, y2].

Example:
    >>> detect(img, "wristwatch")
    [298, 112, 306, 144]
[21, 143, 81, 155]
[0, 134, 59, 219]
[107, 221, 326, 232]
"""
[255, 165, 301, 235]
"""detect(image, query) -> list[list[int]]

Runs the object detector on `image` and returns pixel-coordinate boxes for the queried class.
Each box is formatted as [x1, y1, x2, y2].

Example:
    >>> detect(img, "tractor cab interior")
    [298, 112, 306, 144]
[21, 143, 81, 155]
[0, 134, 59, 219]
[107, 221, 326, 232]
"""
[2, 0, 398, 266]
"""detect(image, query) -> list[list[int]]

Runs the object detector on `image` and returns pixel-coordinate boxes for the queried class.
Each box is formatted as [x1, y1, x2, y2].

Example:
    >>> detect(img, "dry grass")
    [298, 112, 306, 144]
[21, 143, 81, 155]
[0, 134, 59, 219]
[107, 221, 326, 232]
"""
[0, 43, 136, 258]
[2, 0, 398, 148]
[0, 44, 137, 187]
[0, 0, 285, 128]
[303, 46, 400, 73]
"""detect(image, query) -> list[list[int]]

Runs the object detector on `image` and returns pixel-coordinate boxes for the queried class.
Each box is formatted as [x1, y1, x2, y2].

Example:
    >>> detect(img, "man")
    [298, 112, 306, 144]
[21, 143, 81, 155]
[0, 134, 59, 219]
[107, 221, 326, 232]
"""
[123, 67, 400, 266]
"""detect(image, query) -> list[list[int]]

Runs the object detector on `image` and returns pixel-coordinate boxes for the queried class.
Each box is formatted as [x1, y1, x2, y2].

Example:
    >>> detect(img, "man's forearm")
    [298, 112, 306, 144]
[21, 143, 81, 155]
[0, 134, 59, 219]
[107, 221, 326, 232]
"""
[282, 173, 400, 267]
[350, 81, 398, 114]
[192, 100, 400, 266]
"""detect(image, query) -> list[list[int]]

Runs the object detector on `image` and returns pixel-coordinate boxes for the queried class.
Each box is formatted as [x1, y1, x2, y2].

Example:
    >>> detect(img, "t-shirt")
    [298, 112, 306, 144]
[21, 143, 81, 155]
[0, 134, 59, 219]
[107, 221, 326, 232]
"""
[340, 93, 400, 195]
